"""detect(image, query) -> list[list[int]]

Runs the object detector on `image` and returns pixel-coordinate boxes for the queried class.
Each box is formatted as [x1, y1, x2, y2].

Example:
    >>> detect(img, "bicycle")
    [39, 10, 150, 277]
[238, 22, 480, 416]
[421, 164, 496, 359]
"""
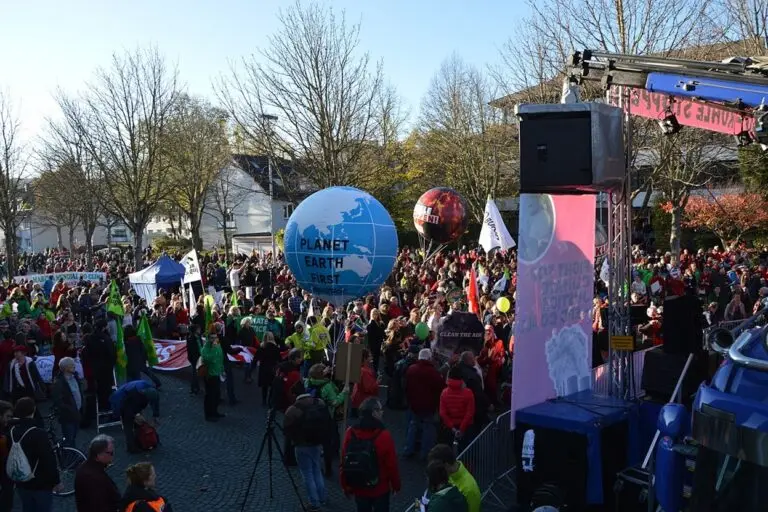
[43, 413, 87, 497]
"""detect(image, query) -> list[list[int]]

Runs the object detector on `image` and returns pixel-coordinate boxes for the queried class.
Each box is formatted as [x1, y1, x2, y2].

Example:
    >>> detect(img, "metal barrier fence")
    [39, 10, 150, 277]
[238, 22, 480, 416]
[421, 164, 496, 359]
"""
[404, 410, 516, 511]
[404, 349, 654, 510]
[591, 346, 652, 398]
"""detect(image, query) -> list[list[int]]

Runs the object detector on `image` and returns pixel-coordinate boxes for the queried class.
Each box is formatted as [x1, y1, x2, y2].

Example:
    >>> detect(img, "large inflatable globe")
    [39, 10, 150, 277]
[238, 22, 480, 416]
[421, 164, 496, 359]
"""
[284, 186, 398, 305]
[413, 187, 468, 244]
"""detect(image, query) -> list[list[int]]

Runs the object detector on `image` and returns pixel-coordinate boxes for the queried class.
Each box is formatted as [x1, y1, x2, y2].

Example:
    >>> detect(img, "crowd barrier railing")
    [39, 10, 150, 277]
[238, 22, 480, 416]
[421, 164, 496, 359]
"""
[404, 410, 516, 511]
[591, 346, 652, 398]
[404, 348, 655, 510]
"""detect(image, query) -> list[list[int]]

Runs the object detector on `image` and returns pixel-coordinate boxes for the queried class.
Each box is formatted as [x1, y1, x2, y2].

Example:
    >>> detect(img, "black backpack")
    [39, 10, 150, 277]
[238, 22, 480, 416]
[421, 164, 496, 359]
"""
[342, 430, 381, 489]
[295, 399, 331, 446]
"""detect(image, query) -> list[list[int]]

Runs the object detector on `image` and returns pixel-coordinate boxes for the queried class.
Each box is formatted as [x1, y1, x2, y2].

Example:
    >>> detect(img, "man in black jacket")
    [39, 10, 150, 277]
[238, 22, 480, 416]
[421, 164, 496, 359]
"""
[82, 321, 116, 410]
[10, 397, 61, 511]
[458, 351, 490, 434]
[74, 434, 120, 512]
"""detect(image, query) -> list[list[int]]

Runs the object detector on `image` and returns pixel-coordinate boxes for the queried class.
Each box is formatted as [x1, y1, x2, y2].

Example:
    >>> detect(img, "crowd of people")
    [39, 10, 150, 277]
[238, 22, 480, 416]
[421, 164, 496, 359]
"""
[0, 236, 762, 512]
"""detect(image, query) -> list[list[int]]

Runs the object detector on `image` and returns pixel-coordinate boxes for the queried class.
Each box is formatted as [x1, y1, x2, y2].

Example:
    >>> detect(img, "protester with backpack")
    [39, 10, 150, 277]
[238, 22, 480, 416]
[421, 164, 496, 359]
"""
[0, 400, 15, 512]
[340, 397, 401, 512]
[283, 382, 332, 512]
[7, 397, 61, 512]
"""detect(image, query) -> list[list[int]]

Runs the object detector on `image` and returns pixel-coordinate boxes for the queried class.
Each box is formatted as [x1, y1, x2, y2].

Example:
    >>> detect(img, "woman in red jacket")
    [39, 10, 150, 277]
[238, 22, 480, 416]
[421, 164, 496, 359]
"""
[439, 366, 475, 443]
[351, 348, 379, 418]
[478, 326, 505, 407]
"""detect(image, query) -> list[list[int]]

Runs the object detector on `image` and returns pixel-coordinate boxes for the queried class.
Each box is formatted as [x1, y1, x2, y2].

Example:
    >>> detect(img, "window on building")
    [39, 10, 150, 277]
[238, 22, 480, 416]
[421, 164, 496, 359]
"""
[112, 228, 128, 238]
[283, 204, 294, 220]
[225, 209, 235, 222]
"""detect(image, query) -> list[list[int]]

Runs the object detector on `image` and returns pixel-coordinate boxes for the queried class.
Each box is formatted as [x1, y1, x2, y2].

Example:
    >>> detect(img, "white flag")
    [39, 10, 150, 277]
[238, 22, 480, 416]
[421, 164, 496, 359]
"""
[189, 285, 197, 318]
[479, 197, 516, 253]
[181, 249, 203, 284]
[600, 258, 610, 286]
[307, 299, 315, 319]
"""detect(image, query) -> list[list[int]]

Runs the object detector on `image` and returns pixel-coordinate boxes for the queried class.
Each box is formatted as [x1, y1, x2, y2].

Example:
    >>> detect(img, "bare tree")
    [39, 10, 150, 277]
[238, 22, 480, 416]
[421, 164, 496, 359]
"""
[0, 91, 28, 278]
[206, 166, 250, 261]
[39, 112, 104, 263]
[419, 54, 517, 222]
[164, 94, 230, 251]
[55, 48, 179, 269]
[218, 0, 383, 193]
[649, 130, 731, 257]
[31, 168, 81, 251]
[713, 0, 768, 54]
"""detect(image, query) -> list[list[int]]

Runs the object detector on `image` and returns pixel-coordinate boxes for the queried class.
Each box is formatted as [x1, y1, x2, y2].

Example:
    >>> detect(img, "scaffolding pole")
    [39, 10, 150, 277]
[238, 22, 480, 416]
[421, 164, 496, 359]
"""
[606, 86, 635, 399]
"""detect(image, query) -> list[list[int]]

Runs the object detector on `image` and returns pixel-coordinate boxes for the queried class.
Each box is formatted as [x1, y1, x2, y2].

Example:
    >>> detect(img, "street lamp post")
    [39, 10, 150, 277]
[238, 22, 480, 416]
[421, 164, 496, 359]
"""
[261, 114, 278, 258]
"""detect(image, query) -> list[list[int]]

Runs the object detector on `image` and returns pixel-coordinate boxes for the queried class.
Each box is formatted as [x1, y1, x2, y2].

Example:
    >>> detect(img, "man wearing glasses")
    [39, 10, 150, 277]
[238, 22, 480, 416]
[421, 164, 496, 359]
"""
[74, 434, 120, 512]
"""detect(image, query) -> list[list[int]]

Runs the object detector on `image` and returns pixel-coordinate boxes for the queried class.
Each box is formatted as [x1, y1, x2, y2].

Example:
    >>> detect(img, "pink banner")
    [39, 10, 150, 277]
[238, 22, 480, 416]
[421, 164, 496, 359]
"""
[152, 339, 190, 371]
[511, 194, 596, 429]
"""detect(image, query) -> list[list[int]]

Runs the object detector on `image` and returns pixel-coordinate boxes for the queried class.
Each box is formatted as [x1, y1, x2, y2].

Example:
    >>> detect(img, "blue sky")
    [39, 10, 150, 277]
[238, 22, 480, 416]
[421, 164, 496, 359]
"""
[1, 0, 529, 141]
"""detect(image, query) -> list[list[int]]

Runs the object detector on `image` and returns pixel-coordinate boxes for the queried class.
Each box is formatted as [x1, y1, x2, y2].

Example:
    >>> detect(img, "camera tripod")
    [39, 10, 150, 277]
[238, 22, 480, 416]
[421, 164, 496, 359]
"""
[241, 409, 306, 512]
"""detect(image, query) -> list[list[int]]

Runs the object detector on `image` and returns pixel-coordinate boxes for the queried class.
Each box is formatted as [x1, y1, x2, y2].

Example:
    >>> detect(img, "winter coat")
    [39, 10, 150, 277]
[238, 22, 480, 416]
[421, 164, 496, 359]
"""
[257, 342, 282, 388]
[428, 485, 468, 512]
[9, 418, 60, 491]
[74, 459, 120, 512]
[405, 360, 444, 415]
[439, 378, 475, 433]
[305, 377, 348, 413]
[124, 336, 148, 377]
[351, 364, 379, 409]
[200, 340, 224, 377]
[340, 415, 401, 498]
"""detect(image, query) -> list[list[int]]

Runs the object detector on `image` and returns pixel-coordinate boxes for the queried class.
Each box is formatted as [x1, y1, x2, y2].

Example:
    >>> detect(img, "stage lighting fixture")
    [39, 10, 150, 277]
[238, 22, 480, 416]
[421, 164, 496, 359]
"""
[657, 110, 682, 135]
[754, 109, 768, 146]
[734, 131, 753, 147]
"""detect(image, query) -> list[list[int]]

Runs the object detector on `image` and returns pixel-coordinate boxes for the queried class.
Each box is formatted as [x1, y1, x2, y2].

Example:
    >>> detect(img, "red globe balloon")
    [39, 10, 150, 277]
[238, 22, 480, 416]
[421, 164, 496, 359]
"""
[413, 187, 468, 244]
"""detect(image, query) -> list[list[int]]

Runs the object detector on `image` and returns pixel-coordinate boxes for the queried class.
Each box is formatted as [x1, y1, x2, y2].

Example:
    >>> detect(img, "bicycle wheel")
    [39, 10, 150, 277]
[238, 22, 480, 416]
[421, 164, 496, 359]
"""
[54, 446, 87, 497]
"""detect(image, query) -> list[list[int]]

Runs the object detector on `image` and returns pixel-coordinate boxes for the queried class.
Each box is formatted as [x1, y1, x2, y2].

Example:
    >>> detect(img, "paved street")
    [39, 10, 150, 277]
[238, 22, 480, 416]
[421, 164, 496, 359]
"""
[22, 367, 429, 512]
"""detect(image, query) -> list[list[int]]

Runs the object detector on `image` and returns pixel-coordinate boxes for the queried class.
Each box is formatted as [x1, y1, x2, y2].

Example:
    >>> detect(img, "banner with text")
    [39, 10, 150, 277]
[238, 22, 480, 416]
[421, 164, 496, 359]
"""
[511, 194, 596, 429]
[436, 312, 485, 357]
[152, 339, 190, 371]
[13, 272, 106, 288]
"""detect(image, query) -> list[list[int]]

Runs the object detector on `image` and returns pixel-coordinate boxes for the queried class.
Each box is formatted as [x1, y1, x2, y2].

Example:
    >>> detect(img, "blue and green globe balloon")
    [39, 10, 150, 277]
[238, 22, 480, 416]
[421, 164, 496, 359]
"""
[284, 186, 398, 305]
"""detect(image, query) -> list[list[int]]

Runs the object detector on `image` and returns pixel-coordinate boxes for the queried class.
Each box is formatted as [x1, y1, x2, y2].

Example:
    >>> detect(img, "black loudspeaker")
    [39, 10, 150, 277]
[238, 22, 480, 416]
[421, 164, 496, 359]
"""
[515, 103, 626, 194]
[641, 348, 703, 401]
[515, 420, 628, 511]
[662, 295, 704, 355]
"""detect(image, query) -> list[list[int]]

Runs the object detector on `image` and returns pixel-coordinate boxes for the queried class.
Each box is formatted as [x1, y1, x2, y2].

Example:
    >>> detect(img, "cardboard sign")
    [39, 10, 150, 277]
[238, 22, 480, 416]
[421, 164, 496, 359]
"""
[334, 342, 364, 384]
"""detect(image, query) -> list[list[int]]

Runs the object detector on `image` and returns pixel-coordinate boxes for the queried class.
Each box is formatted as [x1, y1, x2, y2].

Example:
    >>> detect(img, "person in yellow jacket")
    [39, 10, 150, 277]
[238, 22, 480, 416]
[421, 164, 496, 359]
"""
[305, 316, 330, 375]
[285, 321, 307, 351]
[427, 444, 481, 512]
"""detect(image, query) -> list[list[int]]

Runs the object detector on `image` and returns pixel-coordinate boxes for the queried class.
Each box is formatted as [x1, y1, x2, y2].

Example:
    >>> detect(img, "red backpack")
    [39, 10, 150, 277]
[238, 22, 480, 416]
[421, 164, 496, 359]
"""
[135, 422, 159, 451]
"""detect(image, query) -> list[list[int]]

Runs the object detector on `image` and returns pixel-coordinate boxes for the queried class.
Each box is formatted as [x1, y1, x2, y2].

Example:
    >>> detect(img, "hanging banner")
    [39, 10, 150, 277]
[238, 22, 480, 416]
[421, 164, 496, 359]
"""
[248, 315, 284, 341]
[435, 312, 485, 357]
[36, 356, 85, 384]
[152, 339, 190, 371]
[13, 272, 106, 287]
[511, 194, 596, 429]
[181, 250, 203, 284]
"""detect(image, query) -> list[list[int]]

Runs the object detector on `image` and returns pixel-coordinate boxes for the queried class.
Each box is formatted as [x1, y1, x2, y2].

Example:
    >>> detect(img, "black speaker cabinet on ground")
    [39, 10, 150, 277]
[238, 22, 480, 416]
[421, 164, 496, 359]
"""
[662, 295, 704, 355]
[515, 103, 626, 194]
[641, 347, 703, 402]
[515, 414, 629, 511]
